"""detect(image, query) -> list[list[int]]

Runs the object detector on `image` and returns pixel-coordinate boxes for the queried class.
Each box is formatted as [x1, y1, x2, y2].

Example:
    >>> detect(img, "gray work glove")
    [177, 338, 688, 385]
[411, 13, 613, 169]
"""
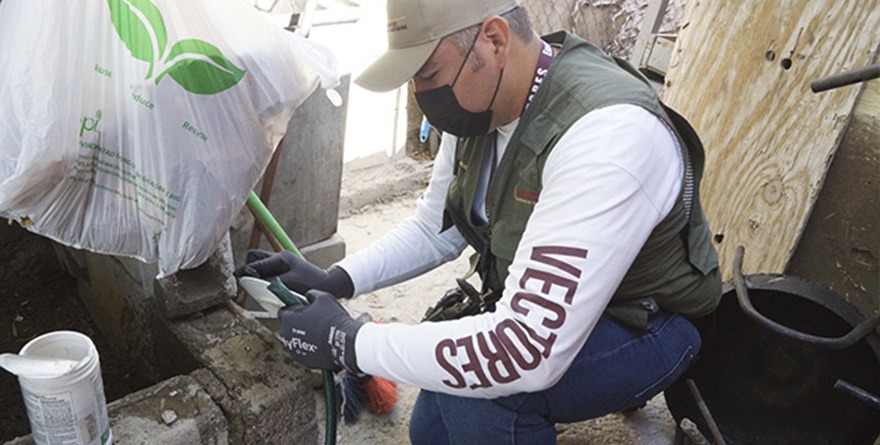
[234, 250, 354, 299]
[278, 290, 363, 373]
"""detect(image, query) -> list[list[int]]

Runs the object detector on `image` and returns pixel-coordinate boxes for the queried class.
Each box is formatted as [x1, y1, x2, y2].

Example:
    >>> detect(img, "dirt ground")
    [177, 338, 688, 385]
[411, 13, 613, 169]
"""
[316, 158, 680, 444]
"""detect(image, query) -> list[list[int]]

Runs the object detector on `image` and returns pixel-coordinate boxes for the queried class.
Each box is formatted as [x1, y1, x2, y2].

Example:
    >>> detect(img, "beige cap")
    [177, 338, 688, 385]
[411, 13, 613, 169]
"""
[354, 0, 520, 92]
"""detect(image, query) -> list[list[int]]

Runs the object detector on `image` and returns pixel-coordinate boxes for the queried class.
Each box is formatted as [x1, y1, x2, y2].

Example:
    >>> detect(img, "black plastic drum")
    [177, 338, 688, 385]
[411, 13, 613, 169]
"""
[665, 274, 880, 444]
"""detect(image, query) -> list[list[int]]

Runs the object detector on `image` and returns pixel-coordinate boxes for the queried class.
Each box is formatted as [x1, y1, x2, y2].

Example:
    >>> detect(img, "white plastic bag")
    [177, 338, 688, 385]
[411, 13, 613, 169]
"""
[0, 0, 339, 277]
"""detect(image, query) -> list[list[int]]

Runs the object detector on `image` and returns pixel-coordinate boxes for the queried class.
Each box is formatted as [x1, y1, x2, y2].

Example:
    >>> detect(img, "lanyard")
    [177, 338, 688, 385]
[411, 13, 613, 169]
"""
[476, 41, 556, 222]
[480, 40, 555, 222]
[523, 40, 555, 113]
[470, 43, 555, 295]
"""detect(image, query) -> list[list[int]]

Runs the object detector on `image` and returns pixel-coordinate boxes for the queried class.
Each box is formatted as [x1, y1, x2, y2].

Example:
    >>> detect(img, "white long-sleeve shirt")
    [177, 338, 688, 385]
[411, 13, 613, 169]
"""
[337, 104, 683, 398]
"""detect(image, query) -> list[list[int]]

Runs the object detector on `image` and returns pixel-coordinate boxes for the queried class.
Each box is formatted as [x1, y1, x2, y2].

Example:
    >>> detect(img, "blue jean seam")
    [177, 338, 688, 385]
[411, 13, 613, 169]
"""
[590, 312, 678, 362]
[505, 393, 532, 445]
[633, 344, 695, 400]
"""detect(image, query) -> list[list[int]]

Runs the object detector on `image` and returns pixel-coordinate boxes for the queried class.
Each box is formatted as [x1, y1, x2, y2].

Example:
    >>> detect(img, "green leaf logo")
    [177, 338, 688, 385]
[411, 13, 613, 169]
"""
[108, 0, 167, 78]
[156, 39, 246, 95]
[107, 0, 245, 95]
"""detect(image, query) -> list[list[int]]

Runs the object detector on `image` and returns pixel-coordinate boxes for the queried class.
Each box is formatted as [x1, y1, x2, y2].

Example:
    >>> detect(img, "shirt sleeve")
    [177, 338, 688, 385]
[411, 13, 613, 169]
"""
[335, 132, 469, 296]
[355, 105, 684, 398]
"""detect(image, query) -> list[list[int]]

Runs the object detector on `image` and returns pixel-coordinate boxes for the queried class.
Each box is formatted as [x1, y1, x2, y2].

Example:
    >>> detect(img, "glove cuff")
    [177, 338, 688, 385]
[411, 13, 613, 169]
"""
[324, 265, 355, 299]
[337, 317, 364, 374]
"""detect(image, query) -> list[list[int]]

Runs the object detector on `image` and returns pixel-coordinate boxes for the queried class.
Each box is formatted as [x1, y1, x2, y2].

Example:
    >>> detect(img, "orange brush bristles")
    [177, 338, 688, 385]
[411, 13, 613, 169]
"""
[363, 376, 398, 414]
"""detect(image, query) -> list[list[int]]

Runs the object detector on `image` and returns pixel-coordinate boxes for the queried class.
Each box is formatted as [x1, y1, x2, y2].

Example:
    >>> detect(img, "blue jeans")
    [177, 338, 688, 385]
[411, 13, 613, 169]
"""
[408, 311, 700, 445]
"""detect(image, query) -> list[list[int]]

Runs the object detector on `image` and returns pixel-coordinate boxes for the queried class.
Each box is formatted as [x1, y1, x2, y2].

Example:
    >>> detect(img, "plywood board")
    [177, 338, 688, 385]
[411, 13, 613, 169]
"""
[661, 0, 880, 280]
[787, 78, 879, 316]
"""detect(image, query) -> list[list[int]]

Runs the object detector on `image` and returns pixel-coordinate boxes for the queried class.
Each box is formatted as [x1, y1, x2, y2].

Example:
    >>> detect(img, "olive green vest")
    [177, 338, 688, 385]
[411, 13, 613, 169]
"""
[443, 32, 721, 327]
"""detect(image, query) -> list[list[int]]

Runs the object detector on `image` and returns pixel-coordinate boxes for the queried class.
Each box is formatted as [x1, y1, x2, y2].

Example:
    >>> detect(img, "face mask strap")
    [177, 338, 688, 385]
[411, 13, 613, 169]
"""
[486, 68, 503, 110]
[453, 30, 503, 112]
[452, 31, 480, 86]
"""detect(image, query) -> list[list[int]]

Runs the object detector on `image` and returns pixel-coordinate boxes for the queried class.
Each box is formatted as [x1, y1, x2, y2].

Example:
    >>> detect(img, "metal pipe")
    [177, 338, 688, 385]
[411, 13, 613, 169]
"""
[834, 379, 880, 410]
[686, 379, 726, 445]
[811, 64, 880, 93]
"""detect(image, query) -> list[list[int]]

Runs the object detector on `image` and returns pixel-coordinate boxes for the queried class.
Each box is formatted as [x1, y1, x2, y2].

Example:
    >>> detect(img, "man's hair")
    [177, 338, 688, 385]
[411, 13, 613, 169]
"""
[444, 6, 534, 55]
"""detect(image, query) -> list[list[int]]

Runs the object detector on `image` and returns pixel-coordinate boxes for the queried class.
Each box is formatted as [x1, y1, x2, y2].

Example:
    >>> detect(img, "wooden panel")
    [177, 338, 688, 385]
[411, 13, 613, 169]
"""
[787, 78, 879, 316]
[661, 0, 880, 280]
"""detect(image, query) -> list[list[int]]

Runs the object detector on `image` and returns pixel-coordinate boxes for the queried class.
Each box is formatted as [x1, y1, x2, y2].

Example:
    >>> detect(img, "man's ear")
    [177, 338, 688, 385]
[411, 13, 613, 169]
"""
[481, 16, 510, 67]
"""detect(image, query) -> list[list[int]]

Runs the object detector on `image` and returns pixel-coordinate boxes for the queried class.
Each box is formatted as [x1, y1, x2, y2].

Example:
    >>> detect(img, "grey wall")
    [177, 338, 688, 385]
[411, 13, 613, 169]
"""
[230, 75, 350, 267]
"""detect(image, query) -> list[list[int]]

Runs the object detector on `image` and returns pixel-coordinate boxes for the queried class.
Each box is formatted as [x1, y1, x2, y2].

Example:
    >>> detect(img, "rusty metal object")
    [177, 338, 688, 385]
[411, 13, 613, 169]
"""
[236, 139, 285, 306]
[686, 379, 726, 445]
[248, 137, 285, 250]
[733, 246, 880, 349]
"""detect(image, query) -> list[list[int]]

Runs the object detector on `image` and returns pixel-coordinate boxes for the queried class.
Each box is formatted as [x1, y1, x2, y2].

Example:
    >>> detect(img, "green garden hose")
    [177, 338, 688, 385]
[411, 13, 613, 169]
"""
[246, 191, 338, 445]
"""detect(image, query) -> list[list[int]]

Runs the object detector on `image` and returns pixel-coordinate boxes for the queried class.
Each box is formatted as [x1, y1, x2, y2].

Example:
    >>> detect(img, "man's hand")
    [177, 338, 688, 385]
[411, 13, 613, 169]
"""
[234, 250, 354, 299]
[277, 290, 364, 372]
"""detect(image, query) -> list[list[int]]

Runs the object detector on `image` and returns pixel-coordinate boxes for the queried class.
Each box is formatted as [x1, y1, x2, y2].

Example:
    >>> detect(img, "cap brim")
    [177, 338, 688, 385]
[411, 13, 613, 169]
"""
[354, 39, 441, 92]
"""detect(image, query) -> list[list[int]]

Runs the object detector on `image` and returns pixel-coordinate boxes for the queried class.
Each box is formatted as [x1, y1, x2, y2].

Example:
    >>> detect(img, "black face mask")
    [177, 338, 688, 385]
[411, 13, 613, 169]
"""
[415, 34, 503, 138]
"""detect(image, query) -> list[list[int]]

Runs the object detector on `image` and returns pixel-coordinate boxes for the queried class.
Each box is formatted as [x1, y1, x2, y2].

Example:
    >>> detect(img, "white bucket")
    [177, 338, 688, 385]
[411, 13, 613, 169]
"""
[17, 331, 112, 445]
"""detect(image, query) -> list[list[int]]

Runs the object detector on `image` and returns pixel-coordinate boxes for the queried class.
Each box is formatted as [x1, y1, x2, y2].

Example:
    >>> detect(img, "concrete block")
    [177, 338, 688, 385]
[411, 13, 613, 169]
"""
[107, 371, 228, 445]
[5, 373, 227, 445]
[167, 302, 319, 445]
[301, 234, 346, 269]
[156, 233, 237, 319]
